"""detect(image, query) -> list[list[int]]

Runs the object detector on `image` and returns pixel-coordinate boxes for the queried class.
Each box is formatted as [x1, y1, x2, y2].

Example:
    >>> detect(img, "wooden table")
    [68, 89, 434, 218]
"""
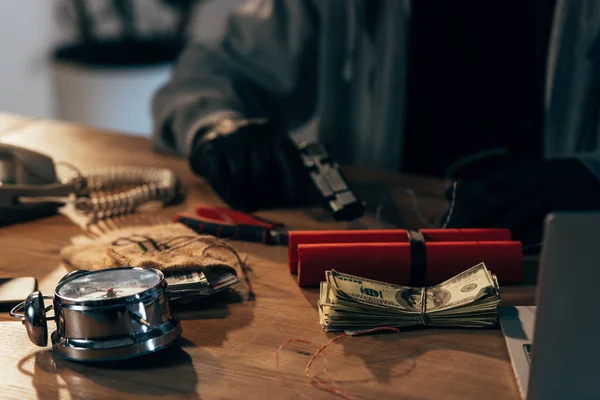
[0, 113, 535, 400]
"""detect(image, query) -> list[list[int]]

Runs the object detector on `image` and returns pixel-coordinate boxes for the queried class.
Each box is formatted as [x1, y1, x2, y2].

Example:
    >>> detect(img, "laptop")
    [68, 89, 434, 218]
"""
[499, 212, 600, 400]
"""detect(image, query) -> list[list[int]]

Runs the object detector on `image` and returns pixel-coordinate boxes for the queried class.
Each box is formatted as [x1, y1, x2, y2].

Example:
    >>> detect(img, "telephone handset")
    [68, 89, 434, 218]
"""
[0, 144, 183, 226]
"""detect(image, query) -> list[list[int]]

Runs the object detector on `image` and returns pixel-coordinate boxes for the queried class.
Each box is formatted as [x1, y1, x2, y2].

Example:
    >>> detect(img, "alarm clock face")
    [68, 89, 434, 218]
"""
[11, 267, 181, 361]
[56, 268, 162, 302]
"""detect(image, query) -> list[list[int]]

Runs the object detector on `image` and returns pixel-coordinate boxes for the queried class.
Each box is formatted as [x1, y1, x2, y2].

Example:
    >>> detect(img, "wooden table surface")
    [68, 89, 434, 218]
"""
[0, 113, 535, 400]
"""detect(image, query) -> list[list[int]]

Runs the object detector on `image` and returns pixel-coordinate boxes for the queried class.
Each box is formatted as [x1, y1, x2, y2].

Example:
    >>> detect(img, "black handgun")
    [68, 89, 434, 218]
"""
[297, 141, 365, 221]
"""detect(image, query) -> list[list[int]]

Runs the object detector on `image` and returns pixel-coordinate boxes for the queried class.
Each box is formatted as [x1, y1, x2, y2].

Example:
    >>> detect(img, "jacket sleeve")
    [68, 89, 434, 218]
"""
[151, 0, 320, 156]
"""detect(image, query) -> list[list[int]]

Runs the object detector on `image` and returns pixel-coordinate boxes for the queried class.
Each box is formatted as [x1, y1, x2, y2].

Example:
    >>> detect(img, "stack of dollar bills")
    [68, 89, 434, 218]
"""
[165, 267, 239, 303]
[319, 262, 501, 332]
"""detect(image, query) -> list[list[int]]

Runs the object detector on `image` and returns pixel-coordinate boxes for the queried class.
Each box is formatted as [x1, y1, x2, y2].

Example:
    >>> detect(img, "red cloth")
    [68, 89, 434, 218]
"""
[288, 228, 512, 273]
[296, 241, 523, 287]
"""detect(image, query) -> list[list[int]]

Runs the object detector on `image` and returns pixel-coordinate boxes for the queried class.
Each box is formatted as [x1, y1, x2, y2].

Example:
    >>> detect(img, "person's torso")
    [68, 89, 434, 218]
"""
[401, 0, 554, 176]
[315, 0, 598, 176]
[316, 0, 409, 171]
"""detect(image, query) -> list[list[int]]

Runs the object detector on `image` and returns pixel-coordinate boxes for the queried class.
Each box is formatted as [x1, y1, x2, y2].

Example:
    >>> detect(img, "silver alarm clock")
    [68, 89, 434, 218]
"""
[10, 267, 182, 361]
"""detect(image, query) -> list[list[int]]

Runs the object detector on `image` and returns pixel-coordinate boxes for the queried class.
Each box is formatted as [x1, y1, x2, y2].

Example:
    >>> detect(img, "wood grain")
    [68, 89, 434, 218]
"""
[0, 114, 532, 400]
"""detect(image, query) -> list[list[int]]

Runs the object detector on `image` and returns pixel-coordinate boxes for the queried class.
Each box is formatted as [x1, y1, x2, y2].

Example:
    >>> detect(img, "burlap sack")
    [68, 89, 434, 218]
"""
[60, 223, 241, 275]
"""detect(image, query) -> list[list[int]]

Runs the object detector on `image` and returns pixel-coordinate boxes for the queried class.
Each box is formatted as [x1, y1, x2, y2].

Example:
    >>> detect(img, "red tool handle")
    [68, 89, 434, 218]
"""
[175, 212, 274, 243]
[194, 206, 277, 228]
[174, 206, 286, 245]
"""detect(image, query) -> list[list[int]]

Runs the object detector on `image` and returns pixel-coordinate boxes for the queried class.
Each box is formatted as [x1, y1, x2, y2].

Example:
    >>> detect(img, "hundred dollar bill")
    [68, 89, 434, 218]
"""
[318, 262, 502, 332]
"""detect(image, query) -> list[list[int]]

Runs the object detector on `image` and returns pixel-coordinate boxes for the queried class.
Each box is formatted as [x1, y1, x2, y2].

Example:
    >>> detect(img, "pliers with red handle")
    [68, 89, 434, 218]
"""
[174, 206, 289, 245]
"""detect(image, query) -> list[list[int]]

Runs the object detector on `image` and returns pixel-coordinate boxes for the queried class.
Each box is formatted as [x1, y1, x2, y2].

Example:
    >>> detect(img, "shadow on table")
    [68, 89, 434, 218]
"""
[324, 330, 421, 385]
[296, 288, 420, 384]
[172, 281, 255, 349]
[301, 183, 409, 229]
[172, 288, 246, 320]
[19, 338, 206, 400]
[299, 287, 320, 312]
[334, 326, 510, 384]
[352, 181, 408, 227]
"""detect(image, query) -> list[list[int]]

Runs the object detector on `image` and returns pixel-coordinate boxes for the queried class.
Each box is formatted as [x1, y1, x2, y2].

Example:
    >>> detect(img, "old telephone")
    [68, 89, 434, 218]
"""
[0, 143, 183, 226]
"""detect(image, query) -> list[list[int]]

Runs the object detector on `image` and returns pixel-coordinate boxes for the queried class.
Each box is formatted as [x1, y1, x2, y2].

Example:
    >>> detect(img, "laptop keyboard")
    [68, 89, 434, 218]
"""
[523, 344, 532, 365]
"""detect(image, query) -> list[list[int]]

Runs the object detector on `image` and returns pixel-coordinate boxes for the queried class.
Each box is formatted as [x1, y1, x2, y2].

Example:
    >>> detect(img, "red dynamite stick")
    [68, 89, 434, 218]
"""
[288, 228, 512, 274]
[296, 241, 523, 287]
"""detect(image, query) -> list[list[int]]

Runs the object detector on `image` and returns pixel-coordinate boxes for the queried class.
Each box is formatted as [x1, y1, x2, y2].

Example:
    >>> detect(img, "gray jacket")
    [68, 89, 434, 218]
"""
[152, 0, 600, 179]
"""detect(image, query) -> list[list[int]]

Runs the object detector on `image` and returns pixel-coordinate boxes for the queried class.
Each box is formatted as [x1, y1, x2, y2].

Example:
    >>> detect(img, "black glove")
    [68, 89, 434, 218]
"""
[443, 158, 600, 245]
[189, 118, 312, 211]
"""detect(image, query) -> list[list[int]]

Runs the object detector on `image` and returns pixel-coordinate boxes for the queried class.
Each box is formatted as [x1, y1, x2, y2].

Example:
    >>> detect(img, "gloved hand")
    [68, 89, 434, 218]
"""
[442, 158, 600, 245]
[189, 117, 313, 211]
